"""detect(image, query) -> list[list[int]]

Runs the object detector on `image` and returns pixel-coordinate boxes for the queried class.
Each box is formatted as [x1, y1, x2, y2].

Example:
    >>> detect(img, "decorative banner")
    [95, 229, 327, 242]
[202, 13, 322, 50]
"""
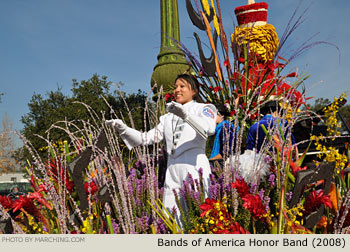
[289, 161, 334, 229]
[194, 32, 218, 77]
[186, 0, 214, 31]
[68, 130, 108, 218]
[0, 217, 13, 234]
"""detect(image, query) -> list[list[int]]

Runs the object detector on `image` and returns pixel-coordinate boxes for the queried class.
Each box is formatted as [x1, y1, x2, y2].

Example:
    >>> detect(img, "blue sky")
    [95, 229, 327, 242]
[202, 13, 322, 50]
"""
[1, 0, 349, 142]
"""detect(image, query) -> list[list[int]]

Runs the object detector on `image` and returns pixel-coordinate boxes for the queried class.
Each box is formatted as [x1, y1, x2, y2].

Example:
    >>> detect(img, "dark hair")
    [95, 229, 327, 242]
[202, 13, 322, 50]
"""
[260, 100, 281, 115]
[175, 74, 200, 101]
[214, 103, 231, 118]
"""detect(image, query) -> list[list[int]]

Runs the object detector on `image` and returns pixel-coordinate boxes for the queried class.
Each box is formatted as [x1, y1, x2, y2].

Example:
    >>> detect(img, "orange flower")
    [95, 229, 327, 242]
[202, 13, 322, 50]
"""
[316, 215, 328, 229]
[328, 182, 340, 211]
[272, 135, 307, 175]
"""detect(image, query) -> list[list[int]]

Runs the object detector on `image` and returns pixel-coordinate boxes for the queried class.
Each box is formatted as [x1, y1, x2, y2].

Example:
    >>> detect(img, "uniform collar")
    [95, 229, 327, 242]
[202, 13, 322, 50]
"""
[182, 100, 196, 108]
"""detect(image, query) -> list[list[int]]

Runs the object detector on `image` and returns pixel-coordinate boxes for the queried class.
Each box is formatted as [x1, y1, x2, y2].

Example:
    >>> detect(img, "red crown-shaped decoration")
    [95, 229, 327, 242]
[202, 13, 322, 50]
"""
[234, 2, 268, 27]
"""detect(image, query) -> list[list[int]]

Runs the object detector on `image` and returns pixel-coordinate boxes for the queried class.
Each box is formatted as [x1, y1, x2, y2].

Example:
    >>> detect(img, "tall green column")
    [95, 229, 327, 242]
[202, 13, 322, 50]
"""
[151, 0, 190, 94]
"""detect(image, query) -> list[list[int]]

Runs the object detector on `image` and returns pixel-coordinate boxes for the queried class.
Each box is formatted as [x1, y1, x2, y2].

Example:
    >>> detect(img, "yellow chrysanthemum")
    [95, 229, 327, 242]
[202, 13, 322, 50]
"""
[231, 24, 279, 63]
[201, 0, 210, 16]
[210, 0, 220, 36]
[213, 16, 220, 36]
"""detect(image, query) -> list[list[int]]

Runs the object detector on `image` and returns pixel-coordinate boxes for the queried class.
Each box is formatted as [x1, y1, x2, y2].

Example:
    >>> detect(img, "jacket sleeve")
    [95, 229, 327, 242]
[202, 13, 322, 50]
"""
[189, 104, 217, 137]
[246, 126, 255, 150]
[119, 116, 165, 150]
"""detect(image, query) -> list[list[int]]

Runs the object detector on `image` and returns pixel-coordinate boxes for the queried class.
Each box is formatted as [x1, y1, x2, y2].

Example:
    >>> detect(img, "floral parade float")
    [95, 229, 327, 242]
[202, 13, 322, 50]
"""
[1, 0, 350, 234]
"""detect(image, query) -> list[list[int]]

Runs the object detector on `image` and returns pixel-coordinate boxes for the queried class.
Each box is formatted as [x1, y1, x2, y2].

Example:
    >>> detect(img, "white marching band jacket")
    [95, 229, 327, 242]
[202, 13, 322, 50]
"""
[118, 100, 217, 157]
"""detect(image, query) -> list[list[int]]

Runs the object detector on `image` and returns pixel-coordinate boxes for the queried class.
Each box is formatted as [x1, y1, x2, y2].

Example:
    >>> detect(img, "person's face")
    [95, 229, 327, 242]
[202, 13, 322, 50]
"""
[216, 112, 224, 124]
[174, 78, 196, 105]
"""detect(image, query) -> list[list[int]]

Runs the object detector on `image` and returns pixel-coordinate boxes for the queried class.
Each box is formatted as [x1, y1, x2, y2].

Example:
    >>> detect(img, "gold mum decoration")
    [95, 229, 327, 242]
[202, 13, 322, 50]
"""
[210, 0, 220, 36]
[201, 0, 211, 16]
[232, 24, 279, 63]
[231, 1, 279, 63]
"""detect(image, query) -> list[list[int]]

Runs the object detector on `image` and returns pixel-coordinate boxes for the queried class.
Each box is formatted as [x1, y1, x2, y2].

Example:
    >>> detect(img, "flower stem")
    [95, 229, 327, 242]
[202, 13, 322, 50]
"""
[277, 185, 285, 234]
[106, 215, 114, 234]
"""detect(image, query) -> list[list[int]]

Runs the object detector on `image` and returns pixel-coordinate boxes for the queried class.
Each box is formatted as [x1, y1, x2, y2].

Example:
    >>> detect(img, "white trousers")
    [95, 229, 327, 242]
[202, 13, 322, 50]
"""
[162, 148, 211, 226]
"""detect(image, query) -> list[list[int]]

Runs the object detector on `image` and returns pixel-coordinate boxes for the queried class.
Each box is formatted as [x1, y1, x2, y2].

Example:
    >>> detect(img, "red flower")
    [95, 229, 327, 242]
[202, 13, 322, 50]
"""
[260, 77, 276, 96]
[276, 82, 303, 107]
[199, 198, 216, 217]
[267, 62, 277, 71]
[164, 93, 174, 102]
[30, 175, 38, 191]
[198, 198, 250, 234]
[213, 221, 250, 234]
[213, 86, 223, 93]
[39, 184, 49, 193]
[224, 59, 229, 67]
[27, 188, 53, 210]
[242, 194, 267, 219]
[11, 194, 51, 228]
[290, 161, 307, 176]
[231, 178, 250, 198]
[0, 195, 13, 210]
[229, 222, 250, 234]
[232, 72, 240, 82]
[238, 57, 245, 63]
[12, 195, 38, 213]
[304, 190, 332, 215]
[272, 135, 308, 176]
[84, 181, 98, 195]
[250, 113, 257, 120]
[46, 159, 74, 193]
[278, 63, 286, 68]
[286, 72, 298, 78]
[12, 189, 52, 213]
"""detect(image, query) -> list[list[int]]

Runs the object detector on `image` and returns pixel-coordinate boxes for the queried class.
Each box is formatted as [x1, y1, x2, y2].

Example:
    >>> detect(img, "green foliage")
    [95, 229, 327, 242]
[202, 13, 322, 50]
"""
[0, 114, 18, 173]
[306, 96, 350, 132]
[339, 105, 350, 130]
[307, 97, 332, 112]
[16, 74, 149, 163]
[235, 205, 251, 231]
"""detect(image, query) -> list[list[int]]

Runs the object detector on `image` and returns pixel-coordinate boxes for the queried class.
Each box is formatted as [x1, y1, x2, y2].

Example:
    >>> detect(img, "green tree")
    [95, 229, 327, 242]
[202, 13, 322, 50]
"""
[0, 113, 17, 174]
[17, 74, 150, 163]
[307, 97, 350, 132]
[339, 105, 350, 131]
[307, 97, 332, 112]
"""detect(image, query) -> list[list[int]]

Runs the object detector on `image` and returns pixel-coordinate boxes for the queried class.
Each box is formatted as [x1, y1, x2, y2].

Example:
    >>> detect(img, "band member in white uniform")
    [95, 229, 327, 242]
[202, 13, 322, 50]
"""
[106, 74, 217, 225]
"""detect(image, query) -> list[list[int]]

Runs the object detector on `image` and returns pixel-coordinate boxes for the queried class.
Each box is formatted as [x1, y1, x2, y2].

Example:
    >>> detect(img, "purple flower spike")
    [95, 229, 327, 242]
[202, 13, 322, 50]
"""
[250, 183, 257, 194]
[268, 173, 276, 188]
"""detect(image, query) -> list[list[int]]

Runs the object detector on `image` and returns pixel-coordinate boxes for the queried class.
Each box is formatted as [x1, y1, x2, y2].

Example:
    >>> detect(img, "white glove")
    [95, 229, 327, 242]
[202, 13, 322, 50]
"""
[166, 101, 187, 119]
[167, 101, 208, 139]
[105, 119, 127, 133]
